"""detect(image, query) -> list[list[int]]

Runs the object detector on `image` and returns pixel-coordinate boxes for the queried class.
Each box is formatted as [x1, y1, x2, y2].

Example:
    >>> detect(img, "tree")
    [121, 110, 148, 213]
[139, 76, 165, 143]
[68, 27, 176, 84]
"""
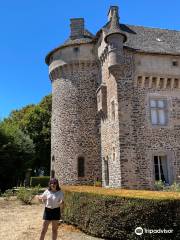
[0, 123, 35, 191]
[19, 95, 52, 174]
[0, 94, 52, 190]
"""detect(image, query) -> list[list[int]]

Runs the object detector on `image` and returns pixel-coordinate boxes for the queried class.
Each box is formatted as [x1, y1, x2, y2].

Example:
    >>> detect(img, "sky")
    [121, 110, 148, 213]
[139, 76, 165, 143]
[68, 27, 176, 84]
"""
[0, 0, 180, 120]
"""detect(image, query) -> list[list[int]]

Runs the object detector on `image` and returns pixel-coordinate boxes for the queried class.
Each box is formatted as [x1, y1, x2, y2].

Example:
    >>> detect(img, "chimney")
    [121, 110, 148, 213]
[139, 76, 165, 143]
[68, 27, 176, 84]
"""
[108, 6, 119, 21]
[70, 18, 84, 39]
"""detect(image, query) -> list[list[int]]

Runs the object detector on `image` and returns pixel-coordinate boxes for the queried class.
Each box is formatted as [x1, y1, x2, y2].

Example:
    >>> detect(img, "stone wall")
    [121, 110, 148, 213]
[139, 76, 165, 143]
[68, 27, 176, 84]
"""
[98, 45, 180, 189]
[114, 50, 138, 189]
[97, 42, 122, 188]
[132, 52, 180, 188]
[131, 88, 180, 188]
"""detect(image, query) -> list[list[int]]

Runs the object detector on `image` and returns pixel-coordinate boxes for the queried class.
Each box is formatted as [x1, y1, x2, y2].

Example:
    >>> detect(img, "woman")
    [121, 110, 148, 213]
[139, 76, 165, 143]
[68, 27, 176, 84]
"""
[38, 178, 64, 240]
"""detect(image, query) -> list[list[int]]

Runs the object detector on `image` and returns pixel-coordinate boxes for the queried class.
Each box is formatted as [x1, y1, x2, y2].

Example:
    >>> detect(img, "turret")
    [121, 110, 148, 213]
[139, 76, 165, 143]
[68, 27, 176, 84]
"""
[45, 18, 101, 185]
[105, 6, 127, 71]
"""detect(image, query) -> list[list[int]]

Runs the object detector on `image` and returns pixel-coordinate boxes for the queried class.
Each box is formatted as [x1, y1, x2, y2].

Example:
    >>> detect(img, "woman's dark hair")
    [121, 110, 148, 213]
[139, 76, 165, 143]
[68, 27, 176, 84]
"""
[48, 178, 61, 191]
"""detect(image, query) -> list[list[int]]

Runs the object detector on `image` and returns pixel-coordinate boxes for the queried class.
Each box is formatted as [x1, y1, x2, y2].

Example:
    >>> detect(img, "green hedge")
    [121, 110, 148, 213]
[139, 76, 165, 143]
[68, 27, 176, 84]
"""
[30, 176, 50, 187]
[63, 190, 180, 240]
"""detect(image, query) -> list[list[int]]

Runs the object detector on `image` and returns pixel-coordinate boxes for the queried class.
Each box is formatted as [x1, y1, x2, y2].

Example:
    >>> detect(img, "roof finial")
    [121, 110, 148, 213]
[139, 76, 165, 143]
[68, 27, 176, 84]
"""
[108, 6, 119, 21]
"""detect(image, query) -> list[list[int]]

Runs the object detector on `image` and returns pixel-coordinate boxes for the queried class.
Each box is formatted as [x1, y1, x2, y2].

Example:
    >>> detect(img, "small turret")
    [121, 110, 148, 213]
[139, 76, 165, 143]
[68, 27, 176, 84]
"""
[105, 6, 127, 70]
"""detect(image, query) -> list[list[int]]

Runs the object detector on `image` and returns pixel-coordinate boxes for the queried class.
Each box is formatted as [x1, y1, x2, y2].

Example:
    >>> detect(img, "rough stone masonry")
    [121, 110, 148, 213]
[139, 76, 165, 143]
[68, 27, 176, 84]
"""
[45, 6, 180, 189]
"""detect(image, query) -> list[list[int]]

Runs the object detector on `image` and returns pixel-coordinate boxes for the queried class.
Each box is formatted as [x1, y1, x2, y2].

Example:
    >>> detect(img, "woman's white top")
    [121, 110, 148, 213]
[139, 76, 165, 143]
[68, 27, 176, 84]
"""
[41, 189, 64, 209]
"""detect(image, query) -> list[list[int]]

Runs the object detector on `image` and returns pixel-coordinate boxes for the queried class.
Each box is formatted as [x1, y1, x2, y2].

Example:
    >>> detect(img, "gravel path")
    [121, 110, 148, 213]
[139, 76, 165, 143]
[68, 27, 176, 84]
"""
[59, 229, 104, 240]
[0, 198, 104, 240]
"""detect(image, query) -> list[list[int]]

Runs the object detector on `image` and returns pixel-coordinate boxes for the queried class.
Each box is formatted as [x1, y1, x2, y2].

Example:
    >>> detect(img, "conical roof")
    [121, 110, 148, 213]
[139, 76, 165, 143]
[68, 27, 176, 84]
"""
[104, 7, 127, 43]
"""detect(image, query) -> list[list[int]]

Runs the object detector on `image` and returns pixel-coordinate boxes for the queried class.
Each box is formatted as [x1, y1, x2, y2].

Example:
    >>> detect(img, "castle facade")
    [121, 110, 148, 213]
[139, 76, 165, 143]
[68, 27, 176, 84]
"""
[46, 6, 180, 189]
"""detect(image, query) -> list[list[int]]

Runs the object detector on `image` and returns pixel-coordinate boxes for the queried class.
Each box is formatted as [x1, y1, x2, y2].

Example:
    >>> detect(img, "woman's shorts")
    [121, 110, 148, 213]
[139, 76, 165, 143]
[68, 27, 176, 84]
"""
[43, 207, 61, 220]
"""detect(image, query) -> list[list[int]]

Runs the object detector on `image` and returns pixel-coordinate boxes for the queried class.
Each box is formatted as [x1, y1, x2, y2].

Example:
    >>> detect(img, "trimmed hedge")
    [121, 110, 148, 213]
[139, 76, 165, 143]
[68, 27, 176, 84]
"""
[62, 187, 180, 240]
[62, 185, 180, 200]
[30, 176, 50, 187]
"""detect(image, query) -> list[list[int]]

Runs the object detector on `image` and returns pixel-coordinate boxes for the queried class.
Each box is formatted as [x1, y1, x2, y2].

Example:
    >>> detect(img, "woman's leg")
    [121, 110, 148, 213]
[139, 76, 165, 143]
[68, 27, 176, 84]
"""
[52, 220, 59, 240]
[39, 220, 50, 240]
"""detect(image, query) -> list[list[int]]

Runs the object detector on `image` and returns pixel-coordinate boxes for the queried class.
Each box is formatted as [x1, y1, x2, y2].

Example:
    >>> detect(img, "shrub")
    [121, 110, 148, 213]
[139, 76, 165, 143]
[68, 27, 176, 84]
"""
[154, 181, 180, 192]
[30, 176, 50, 187]
[94, 180, 102, 187]
[154, 180, 165, 191]
[2, 189, 14, 200]
[164, 182, 180, 192]
[17, 185, 40, 204]
[62, 186, 180, 240]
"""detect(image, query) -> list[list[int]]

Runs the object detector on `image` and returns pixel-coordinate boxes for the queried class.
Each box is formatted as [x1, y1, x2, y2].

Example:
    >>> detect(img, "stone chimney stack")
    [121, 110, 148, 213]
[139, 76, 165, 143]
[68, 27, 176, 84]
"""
[70, 18, 84, 39]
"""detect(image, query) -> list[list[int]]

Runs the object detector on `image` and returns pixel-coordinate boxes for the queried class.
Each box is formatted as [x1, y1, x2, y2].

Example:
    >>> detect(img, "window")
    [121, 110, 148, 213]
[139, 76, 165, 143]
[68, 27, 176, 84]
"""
[97, 94, 101, 104]
[154, 156, 169, 183]
[51, 170, 55, 178]
[112, 147, 115, 161]
[172, 60, 178, 67]
[150, 99, 168, 125]
[104, 157, 109, 186]
[97, 84, 107, 114]
[52, 155, 55, 162]
[73, 47, 79, 53]
[78, 157, 85, 177]
[111, 100, 115, 120]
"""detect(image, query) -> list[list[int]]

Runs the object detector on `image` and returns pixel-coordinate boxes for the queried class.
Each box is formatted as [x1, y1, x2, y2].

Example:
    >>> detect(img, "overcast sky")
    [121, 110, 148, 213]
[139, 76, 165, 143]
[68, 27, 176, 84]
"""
[0, 0, 180, 119]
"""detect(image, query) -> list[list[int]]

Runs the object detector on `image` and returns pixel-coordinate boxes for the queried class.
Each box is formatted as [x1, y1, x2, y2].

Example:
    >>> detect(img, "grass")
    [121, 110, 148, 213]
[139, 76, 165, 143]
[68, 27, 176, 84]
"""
[62, 185, 180, 200]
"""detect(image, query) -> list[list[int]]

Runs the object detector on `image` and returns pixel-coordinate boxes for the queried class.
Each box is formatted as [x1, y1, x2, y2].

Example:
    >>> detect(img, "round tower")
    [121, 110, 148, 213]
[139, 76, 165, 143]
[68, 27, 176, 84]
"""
[45, 18, 101, 185]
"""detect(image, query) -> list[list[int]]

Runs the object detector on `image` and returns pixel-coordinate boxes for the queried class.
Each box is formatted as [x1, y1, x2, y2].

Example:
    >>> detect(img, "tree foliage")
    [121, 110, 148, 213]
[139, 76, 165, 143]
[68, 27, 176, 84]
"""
[0, 94, 52, 191]
[0, 123, 35, 191]
[20, 95, 51, 173]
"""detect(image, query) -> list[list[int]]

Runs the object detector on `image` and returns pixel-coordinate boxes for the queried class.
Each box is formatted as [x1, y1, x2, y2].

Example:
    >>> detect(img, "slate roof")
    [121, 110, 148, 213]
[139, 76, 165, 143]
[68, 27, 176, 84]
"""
[46, 22, 180, 65]
[45, 29, 95, 64]
[104, 8, 127, 43]
[117, 23, 180, 55]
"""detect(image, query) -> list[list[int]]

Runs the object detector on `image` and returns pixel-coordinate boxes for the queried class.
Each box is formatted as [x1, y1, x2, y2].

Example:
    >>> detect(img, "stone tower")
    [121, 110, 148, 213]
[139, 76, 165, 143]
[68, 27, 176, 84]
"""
[45, 18, 101, 185]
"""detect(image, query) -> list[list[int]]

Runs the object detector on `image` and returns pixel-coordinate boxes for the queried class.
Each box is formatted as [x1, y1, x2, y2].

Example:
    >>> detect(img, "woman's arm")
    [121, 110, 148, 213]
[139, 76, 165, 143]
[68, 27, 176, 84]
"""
[37, 190, 48, 203]
[60, 200, 64, 213]
[58, 192, 64, 208]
